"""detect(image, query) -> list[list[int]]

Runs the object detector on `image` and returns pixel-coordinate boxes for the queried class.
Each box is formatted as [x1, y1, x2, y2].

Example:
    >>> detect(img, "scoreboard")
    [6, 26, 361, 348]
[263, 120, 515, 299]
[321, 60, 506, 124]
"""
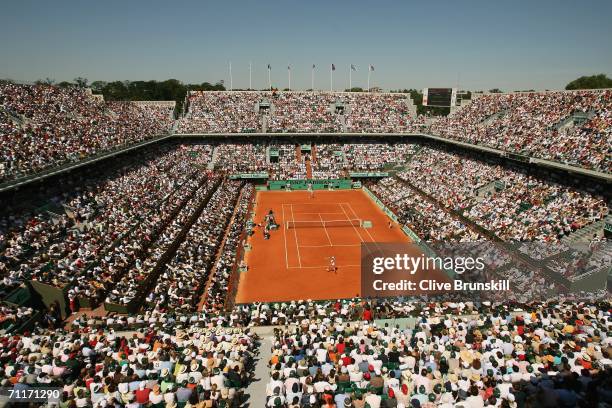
[423, 88, 457, 107]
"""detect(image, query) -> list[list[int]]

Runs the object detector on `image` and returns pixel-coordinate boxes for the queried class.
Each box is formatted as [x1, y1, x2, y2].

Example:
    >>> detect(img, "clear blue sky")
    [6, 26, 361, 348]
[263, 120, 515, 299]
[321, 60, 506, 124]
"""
[1, 0, 611, 91]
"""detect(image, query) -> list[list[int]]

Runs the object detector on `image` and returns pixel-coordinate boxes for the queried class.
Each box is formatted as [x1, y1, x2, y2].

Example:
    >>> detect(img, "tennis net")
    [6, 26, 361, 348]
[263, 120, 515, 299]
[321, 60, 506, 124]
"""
[286, 219, 363, 229]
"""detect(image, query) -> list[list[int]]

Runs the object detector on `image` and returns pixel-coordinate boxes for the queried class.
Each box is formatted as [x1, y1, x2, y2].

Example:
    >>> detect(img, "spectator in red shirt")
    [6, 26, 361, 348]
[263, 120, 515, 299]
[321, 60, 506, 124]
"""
[362, 306, 373, 321]
[135, 382, 151, 404]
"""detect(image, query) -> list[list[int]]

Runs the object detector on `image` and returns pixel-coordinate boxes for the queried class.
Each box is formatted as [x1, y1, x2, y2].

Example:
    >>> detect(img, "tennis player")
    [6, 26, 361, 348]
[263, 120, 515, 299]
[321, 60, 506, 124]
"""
[307, 182, 314, 199]
[327, 256, 337, 273]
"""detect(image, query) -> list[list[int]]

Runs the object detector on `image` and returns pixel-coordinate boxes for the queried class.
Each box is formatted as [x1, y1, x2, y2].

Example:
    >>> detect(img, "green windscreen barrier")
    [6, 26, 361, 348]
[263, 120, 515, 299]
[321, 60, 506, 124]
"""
[349, 172, 389, 178]
[267, 179, 352, 190]
[229, 173, 269, 180]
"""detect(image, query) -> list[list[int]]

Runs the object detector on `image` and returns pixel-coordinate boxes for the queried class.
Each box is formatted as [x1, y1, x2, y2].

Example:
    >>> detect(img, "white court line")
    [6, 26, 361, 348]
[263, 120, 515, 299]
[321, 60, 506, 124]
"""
[289, 204, 303, 267]
[346, 202, 378, 242]
[287, 264, 361, 269]
[299, 244, 361, 248]
[295, 212, 345, 215]
[319, 213, 333, 246]
[281, 204, 289, 269]
[285, 202, 335, 205]
[345, 202, 386, 258]
[339, 203, 365, 243]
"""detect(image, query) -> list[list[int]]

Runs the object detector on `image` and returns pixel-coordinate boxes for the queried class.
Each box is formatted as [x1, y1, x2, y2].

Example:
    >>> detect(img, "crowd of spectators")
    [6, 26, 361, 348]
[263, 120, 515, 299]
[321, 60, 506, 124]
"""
[177, 92, 424, 134]
[462, 175, 608, 242]
[395, 148, 609, 242]
[214, 144, 268, 174]
[202, 184, 254, 315]
[104, 173, 220, 306]
[212, 143, 307, 180]
[268, 93, 341, 133]
[1, 135, 610, 407]
[3, 86, 610, 192]
[310, 144, 344, 179]
[545, 244, 612, 281]
[270, 145, 307, 180]
[0, 324, 258, 407]
[144, 180, 242, 313]
[0, 83, 173, 183]
[265, 299, 611, 407]
[314, 143, 419, 177]
[211, 142, 421, 180]
[1, 145, 214, 309]
[342, 93, 424, 133]
[178, 92, 261, 133]
[369, 178, 480, 242]
[430, 90, 612, 173]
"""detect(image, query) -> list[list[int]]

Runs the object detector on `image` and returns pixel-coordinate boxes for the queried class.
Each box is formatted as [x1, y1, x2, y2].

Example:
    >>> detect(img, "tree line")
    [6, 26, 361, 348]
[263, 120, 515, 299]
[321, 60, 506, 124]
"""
[565, 74, 612, 90]
[90, 79, 226, 114]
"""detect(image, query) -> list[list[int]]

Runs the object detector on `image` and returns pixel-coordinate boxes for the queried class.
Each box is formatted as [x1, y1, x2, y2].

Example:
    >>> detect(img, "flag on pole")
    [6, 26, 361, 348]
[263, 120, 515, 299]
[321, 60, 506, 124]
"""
[351, 64, 357, 71]
[267, 64, 272, 90]
[287, 65, 291, 70]
[331, 64, 336, 71]
[369, 65, 375, 71]
[311, 64, 315, 91]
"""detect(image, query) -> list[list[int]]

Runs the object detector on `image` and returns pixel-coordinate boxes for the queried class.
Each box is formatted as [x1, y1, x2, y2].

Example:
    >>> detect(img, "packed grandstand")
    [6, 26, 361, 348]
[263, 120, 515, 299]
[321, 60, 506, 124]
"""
[0, 82, 611, 407]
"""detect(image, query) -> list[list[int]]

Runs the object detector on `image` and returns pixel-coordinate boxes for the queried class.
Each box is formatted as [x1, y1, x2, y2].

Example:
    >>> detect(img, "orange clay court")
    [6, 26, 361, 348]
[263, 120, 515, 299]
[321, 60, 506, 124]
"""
[236, 189, 413, 303]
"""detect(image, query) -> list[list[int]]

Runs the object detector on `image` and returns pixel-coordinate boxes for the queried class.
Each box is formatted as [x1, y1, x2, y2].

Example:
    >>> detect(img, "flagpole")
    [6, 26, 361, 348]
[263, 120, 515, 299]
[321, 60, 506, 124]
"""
[249, 61, 252, 90]
[288, 66, 291, 91]
[330, 65, 333, 92]
[367, 66, 371, 92]
[349, 65, 352, 91]
[268, 66, 271, 91]
[311, 66, 314, 91]
[229, 61, 233, 91]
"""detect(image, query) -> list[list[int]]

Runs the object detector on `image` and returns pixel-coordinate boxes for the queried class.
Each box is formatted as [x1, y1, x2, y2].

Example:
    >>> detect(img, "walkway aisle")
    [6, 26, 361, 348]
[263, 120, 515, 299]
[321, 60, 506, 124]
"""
[244, 330, 274, 407]
[207, 146, 219, 170]
[197, 186, 244, 310]
[306, 159, 313, 179]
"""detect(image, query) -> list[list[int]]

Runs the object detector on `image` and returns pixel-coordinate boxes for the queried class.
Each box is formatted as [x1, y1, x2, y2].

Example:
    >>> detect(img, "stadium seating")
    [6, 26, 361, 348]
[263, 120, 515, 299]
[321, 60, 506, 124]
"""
[394, 148, 608, 242]
[177, 91, 424, 134]
[0, 324, 258, 407]
[0, 83, 174, 183]
[430, 90, 612, 172]
[2, 86, 610, 187]
[177, 89, 611, 173]
[1, 87, 610, 407]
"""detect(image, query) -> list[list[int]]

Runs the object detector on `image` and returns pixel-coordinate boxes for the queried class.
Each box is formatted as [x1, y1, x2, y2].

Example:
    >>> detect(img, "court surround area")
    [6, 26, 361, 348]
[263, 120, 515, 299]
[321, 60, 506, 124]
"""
[235, 189, 412, 303]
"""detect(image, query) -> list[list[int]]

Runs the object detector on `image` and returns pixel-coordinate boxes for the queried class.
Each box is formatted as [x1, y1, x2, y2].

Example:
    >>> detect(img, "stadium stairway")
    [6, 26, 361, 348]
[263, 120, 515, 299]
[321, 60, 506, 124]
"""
[208, 146, 219, 170]
[262, 114, 268, 133]
[244, 331, 274, 406]
[562, 216, 609, 244]
[401, 145, 423, 167]
[171, 119, 180, 133]
[339, 114, 347, 132]
[481, 110, 508, 125]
